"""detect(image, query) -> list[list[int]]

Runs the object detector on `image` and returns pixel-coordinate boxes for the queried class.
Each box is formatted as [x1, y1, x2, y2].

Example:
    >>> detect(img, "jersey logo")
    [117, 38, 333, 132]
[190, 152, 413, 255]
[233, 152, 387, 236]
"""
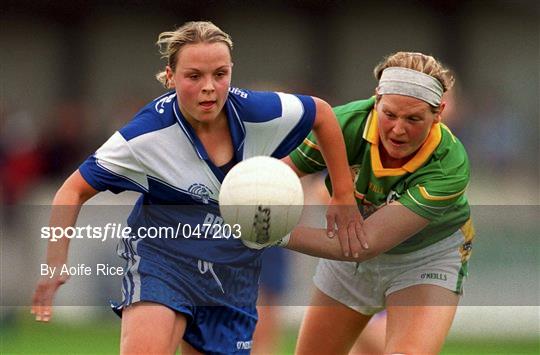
[154, 93, 176, 114]
[229, 87, 248, 98]
[188, 183, 212, 204]
[236, 340, 252, 350]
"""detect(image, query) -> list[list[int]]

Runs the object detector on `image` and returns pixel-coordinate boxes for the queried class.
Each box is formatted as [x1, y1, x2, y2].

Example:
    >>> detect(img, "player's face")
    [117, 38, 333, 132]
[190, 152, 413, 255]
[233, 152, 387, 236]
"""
[376, 94, 443, 166]
[167, 42, 232, 126]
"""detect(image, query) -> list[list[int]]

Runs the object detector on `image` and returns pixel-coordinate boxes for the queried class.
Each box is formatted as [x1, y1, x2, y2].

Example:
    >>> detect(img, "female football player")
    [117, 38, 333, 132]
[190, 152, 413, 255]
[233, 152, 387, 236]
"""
[31, 21, 362, 354]
[283, 51, 474, 354]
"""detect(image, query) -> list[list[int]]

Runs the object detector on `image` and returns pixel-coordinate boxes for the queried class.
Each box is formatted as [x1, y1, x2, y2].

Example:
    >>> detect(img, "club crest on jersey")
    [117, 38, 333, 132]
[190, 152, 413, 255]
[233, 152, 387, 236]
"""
[154, 93, 176, 114]
[350, 164, 362, 184]
[188, 183, 212, 204]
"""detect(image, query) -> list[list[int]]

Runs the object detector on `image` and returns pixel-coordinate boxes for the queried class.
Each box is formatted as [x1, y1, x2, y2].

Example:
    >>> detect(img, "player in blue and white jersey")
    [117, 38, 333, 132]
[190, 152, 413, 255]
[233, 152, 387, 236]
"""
[31, 21, 362, 354]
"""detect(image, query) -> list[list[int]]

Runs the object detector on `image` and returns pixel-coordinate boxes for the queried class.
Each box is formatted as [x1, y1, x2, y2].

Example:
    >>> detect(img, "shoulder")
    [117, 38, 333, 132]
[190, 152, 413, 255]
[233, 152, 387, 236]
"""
[119, 91, 178, 141]
[333, 97, 375, 126]
[227, 87, 315, 123]
[333, 96, 376, 118]
[333, 97, 376, 135]
[431, 124, 470, 174]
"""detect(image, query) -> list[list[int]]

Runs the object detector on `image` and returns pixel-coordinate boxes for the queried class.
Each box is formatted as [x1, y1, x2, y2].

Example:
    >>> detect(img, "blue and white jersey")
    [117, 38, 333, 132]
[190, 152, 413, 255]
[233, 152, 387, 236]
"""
[79, 88, 316, 264]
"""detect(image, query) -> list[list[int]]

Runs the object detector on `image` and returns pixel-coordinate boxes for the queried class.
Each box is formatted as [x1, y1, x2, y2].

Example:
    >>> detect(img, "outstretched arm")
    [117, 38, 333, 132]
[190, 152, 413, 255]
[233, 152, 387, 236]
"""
[286, 201, 429, 262]
[31, 170, 98, 322]
[306, 97, 366, 256]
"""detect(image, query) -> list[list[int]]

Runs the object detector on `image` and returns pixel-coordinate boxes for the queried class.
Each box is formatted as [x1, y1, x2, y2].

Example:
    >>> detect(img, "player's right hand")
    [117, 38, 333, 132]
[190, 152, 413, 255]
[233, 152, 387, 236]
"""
[31, 274, 69, 322]
[326, 194, 367, 258]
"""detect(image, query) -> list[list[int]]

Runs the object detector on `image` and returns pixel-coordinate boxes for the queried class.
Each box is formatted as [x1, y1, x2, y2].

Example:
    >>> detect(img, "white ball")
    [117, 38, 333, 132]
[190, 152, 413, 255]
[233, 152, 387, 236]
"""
[219, 156, 304, 249]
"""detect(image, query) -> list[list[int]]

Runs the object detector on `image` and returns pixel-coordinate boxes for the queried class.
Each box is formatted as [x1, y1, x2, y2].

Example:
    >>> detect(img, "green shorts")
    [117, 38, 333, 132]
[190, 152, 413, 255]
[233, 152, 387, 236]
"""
[313, 230, 471, 315]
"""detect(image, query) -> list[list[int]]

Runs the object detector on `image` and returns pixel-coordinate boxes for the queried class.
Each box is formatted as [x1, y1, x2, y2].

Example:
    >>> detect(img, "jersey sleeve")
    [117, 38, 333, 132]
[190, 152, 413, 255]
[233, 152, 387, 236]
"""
[288, 131, 326, 174]
[240, 91, 316, 159]
[399, 155, 470, 220]
[289, 98, 373, 174]
[269, 93, 316, 158]
[78, 132, 148, 194]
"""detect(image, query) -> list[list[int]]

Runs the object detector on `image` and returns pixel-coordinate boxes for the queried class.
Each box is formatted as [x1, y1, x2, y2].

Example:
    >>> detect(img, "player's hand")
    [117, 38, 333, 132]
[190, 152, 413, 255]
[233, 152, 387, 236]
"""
[326, 194, 367, 258]
[31, 273, 69, 322]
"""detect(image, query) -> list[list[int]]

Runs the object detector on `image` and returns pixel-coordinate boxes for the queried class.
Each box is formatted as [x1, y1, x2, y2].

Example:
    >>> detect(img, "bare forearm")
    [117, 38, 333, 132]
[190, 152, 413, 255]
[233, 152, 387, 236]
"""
[311, 98, 354, 197]
[46, 192, 83, 265]
[45, 171, 98, 265]
[286, 202, 430, 261]
[286, 226, 372, 262]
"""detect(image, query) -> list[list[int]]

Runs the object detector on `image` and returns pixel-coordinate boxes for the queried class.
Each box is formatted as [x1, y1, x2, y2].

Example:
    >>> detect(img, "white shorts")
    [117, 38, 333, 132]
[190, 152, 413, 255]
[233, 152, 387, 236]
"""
[313, 231, 470, 315]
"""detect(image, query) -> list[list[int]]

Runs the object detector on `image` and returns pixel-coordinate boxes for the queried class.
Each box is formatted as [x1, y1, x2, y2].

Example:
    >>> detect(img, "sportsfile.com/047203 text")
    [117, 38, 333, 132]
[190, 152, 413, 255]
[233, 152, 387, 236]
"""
[40, 222, 242, 242]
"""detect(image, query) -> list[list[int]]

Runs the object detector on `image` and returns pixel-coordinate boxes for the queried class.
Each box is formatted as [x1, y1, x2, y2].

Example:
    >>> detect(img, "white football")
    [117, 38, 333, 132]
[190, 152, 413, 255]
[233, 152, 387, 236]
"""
[219, 156, 304, 249]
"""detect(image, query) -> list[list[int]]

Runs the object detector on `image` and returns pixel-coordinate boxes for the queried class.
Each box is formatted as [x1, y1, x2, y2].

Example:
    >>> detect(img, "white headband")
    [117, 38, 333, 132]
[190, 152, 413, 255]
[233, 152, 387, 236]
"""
[377, 67, 444, 106]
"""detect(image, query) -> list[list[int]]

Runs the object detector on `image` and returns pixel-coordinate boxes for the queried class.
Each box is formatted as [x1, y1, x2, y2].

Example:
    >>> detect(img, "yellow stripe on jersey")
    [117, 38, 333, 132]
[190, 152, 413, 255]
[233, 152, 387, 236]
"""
[362, 110, 377, 142]
[302, 137, 320, 151]
[294, 147, 326, 167]
[418, 185, 466, 201]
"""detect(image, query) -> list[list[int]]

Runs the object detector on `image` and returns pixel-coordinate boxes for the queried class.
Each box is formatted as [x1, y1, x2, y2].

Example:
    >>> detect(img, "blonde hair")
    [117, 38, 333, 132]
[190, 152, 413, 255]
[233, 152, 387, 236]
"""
[374, 52, 455, 93]
[155, 21, 233, 88]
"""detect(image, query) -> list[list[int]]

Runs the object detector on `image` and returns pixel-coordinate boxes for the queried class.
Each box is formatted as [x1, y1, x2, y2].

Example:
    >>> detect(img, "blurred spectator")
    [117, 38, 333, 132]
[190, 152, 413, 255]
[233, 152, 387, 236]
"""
[38, 100, 91, 179]
[0, 104, 43, 206]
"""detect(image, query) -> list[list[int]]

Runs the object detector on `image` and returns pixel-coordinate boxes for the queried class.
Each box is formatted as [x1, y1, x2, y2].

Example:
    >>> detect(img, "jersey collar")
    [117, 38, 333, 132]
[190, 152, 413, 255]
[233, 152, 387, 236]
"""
[362, 109, 442, 177]
[172, 96, 246, 182]
[172, 96, 246, 163]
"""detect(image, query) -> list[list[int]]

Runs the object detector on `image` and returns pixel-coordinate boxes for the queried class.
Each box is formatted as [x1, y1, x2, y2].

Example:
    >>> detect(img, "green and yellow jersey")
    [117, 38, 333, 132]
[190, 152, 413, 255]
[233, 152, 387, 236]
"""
[290, 97, 474, 254]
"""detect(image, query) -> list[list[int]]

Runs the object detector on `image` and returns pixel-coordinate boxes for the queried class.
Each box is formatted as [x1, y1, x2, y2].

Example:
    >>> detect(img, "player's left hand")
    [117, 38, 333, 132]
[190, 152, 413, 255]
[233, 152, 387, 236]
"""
[326, 194, 367, 258]
[31, 273, 69, 322]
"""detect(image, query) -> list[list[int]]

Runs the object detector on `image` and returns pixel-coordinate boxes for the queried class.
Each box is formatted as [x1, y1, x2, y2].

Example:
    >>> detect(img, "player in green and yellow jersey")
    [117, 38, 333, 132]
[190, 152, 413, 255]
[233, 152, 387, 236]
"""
[280, 52, 475, 354]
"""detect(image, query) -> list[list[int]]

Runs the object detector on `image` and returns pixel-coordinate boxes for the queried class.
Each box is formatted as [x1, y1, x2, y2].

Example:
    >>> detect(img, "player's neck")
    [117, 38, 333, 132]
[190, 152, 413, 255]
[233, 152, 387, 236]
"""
[188, 110, 228, 134]
[193, 111, 234, 166]
[379, 143, 411, 168]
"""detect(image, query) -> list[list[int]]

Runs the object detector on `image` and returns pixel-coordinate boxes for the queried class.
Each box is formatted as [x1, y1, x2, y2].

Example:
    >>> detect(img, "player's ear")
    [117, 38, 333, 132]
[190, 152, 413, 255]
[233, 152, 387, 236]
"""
[434, 102, 446, 123]
[166, 66, 175, 88]
[374, 91, 382, 110]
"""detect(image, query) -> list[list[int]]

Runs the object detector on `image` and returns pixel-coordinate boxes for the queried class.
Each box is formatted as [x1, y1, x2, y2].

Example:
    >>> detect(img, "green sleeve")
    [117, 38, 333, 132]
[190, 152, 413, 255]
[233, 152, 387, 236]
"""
[289, 131, 326, 174]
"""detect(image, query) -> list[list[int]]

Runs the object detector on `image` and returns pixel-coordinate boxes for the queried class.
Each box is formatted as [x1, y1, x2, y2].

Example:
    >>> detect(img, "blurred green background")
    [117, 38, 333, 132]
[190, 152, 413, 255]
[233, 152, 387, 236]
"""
[2, 311, 538, 354]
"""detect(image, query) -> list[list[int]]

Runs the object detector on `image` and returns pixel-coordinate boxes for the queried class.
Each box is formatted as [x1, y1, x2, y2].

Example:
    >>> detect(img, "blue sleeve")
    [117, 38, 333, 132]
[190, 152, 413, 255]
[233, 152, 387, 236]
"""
[78, 132, 148, 194]
[79, 155, 147, 194]
[271, 94, 315, 158]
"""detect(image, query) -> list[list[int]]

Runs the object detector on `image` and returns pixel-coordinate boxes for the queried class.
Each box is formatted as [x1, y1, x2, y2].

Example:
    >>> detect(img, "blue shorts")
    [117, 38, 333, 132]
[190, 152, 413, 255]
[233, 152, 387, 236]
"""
[259, 247, 290, 296]
[112, 237, 261, 354]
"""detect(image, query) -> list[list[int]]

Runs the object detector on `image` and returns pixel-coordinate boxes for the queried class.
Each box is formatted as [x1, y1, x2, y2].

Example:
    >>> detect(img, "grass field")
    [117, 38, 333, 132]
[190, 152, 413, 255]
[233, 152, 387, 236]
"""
[2, 311, 538, 354]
